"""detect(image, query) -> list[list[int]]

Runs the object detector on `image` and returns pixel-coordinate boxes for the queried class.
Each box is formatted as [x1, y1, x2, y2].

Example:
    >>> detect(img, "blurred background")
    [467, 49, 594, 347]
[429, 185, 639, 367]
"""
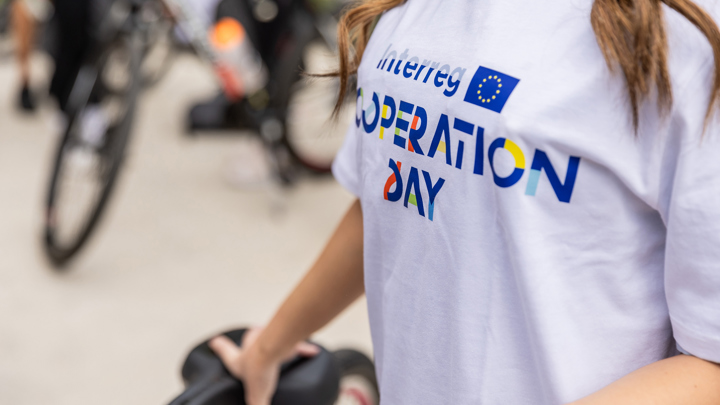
[0, 0, 371, 403]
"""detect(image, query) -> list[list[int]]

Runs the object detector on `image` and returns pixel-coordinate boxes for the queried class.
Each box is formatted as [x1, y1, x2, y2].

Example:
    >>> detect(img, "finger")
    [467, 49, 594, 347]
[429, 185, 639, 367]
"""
[209, 335, 243, 375]
[295, 341, 320, 357]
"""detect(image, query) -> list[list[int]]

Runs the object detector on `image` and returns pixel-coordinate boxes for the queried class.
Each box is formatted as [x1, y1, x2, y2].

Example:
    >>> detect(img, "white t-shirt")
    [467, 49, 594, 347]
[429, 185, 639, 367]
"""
[332, 0, 720, 403]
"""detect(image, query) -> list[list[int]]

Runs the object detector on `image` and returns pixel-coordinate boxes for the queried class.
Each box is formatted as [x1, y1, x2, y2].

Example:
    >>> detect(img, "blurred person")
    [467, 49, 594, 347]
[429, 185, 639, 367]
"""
[48, 0, 115, 146]
[206, 0, 720, 404]
[7, 0, 97, 115]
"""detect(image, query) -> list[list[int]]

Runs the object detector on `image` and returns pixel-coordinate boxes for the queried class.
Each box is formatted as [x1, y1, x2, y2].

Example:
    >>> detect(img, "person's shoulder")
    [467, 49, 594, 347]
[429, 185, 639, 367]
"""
[686, 0, 720, 17]
[664, 0, 720, 58]
[663, 0, 720, 88]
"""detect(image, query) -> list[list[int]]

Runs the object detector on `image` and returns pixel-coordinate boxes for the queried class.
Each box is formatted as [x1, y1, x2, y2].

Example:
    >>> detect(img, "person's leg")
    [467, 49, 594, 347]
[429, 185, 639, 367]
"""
[11, 0, 36, 111]
[49, 0, 91, 113]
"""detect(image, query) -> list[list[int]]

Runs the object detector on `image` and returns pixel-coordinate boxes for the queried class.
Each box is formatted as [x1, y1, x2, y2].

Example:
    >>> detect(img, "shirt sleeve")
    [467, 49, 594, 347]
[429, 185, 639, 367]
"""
[332, 122, 363, 198]
[663, 113, 720, 365]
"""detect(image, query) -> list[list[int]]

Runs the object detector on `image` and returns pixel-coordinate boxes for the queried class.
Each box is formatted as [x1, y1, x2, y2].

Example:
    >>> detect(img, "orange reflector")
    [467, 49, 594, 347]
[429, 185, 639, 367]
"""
[210, 18, 245, 49]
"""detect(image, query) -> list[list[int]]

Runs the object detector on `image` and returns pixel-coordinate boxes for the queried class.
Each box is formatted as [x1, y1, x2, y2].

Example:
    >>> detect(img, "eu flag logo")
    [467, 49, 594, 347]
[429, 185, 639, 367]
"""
[463, 66, 520, 113]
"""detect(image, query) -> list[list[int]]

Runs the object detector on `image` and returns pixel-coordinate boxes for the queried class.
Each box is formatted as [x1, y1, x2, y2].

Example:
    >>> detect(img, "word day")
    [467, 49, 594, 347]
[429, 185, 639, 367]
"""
[356, 87, 582, 222]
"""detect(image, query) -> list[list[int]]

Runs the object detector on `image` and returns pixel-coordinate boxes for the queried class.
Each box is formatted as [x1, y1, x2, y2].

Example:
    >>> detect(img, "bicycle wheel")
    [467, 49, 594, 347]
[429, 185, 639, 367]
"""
[285, 40, 355, 173]
[333, 349, 380, 405]
[138, 0, 176, 88]
[44, 33, 142, 267]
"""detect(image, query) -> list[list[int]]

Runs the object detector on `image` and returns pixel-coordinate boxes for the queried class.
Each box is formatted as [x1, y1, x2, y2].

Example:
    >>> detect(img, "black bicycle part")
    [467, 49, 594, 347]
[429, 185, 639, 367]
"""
[334, 349, 380, 405]
[100, 0, 176, 94]
[43, 24, 143, 267]
[139, 0, 176, 88]
[265, 5, 340, 175]
[205, 0, 348, 176]
[169, 328, 341, 405]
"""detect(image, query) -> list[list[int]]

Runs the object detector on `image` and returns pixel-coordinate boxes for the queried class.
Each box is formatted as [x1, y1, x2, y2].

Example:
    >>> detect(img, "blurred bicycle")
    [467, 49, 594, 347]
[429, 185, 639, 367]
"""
[42, 0, 353, 267]
[43, 0, 177, 266]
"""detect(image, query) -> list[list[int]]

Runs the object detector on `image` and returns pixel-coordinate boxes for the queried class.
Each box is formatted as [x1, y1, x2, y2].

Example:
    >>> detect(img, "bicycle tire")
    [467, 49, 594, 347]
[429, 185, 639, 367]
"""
[101, 17, 175, 96]
[264, 10, 350, 175]
[284, 64, 355, 174]
[333, 349, 379, 405]
[43, 32, 143, 267]
[139, 1, 176, 89]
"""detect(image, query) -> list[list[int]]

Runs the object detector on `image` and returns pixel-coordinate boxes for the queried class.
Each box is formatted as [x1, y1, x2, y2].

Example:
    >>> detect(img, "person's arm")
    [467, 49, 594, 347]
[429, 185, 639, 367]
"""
[570, 355, 720, 405]
[210, 198, 365, 405]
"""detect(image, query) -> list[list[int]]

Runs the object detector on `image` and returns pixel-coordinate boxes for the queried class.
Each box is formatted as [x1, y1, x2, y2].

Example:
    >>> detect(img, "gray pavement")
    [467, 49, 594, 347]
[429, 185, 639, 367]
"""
[0, 53, 371, 405]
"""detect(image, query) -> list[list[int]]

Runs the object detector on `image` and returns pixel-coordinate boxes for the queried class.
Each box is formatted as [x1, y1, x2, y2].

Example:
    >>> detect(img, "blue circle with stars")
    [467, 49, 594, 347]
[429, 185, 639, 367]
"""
[476, 75, 503, 104]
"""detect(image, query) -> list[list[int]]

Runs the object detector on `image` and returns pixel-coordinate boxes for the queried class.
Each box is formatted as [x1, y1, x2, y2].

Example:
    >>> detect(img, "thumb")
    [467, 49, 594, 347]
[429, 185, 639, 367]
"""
[209, 335, 244, 378]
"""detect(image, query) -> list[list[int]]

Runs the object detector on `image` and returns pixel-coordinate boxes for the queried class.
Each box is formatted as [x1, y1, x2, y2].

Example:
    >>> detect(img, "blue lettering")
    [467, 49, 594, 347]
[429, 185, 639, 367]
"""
[525, 150, 581, 203]
[434, 64, 450, 88]
[422, 170, 445, 221]
[408, 106, 427, 155]
[489, 138, 525, 188]
[414, 61, 428, 81]
[444, 67, 467, 97]
[403, 57, 419, 78]
[362, 91, 380, 133]
[404, 167, 425, 217]
[474, 126, 485, 175]
[384, 159, 403, 202]
[377, 44, 392, 69]
[453, 118, 474, 170]
[428, 114, 452, 166]
[355, 88, 362, 128]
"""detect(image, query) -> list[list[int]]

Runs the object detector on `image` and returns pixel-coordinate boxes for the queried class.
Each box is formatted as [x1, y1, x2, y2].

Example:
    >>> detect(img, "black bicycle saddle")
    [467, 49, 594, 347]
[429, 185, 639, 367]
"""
[168, 329, 340, 405]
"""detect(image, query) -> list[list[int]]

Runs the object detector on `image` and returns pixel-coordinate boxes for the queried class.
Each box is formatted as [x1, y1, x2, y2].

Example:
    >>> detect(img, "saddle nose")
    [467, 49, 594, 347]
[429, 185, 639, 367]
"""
[168, 328, 340, 405]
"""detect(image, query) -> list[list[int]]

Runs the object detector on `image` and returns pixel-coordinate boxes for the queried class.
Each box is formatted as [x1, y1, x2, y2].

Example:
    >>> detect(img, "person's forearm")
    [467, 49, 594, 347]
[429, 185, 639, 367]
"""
[571, 355, 720, 405]
[256, 199, 365, 362]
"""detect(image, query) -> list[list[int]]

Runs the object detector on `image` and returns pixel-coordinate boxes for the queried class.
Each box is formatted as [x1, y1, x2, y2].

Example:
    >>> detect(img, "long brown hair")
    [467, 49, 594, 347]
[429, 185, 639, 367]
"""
[331, 0, 720, 130]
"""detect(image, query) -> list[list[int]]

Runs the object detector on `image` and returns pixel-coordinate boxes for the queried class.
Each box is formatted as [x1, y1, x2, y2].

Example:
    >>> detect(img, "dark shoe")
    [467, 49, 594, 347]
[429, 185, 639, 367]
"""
[19, 85, 36, 112]
[187, 92, 233, 131]
[187, 92, 255, 133]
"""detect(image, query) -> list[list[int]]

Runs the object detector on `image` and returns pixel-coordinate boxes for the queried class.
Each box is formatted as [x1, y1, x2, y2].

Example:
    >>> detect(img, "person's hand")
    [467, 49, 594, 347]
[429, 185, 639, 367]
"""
[208, 328, 320, 405]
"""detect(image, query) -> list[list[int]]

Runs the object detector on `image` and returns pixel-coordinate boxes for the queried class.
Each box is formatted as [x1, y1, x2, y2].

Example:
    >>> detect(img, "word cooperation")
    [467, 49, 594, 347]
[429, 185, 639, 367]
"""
[360, 44, 582, 221]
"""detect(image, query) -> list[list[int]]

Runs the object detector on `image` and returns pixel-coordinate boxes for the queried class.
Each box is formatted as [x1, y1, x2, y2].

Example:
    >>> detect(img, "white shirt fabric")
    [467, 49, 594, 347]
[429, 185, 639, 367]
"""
[331, 0, 720, 403]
